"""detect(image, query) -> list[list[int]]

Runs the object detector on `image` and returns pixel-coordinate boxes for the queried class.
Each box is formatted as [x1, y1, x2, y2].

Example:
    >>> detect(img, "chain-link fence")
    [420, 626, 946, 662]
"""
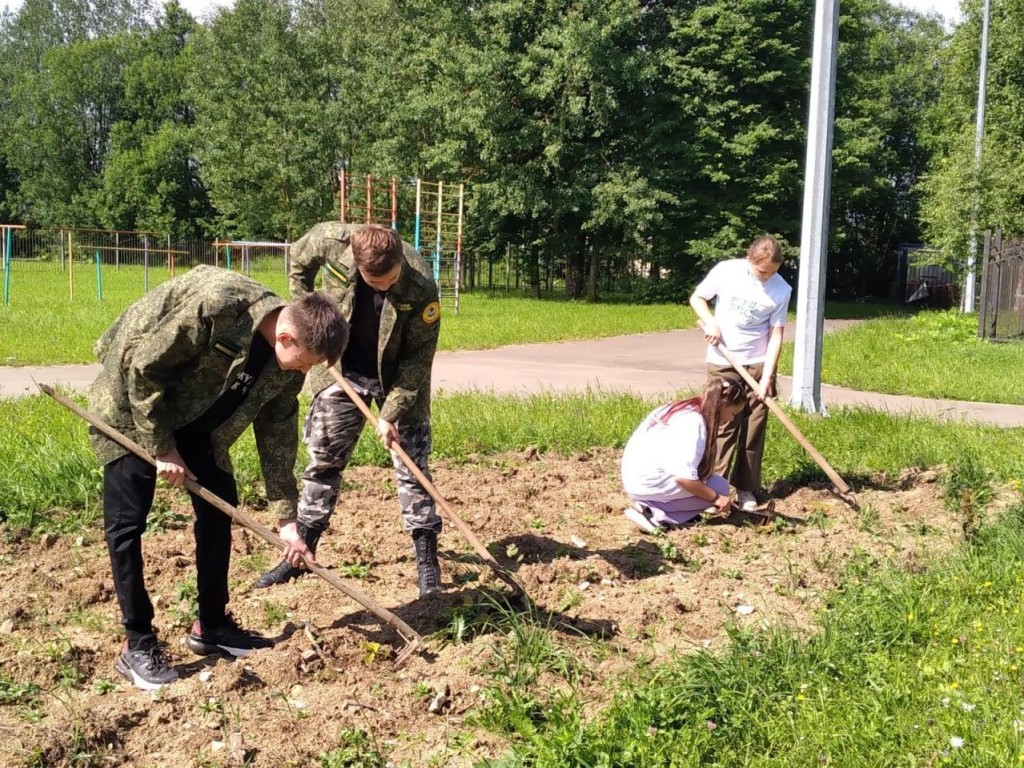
[978, 229, 1024, 341]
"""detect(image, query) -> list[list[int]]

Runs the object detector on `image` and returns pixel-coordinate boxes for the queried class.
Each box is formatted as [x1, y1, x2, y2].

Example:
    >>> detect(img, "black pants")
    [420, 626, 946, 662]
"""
[103, 441, 237, 640]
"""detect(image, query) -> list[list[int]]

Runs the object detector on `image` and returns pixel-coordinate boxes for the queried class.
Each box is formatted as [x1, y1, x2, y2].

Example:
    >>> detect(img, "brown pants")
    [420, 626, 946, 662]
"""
[707, 363, 772, 493]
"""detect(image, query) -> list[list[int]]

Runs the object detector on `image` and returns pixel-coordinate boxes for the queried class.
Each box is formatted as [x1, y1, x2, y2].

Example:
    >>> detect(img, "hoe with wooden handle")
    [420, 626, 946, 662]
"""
[701, 332, 858, 508]
[38, 383, 424, 667]
[326, 368, 526, 598]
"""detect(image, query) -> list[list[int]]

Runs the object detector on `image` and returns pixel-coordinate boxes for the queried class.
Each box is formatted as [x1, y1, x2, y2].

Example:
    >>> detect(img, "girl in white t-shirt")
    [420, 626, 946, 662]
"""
[620, 379, 747, 532]
[689, 235, 792, 512]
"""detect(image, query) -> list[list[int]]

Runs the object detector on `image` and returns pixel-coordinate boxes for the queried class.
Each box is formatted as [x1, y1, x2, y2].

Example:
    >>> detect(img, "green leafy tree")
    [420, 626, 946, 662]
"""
[100, 2, 214, 237]
[663, 0, 811, 272]
[0, 0, 152, 226]
[920, 0, 1024, 271]
[189, 0, 337, 240]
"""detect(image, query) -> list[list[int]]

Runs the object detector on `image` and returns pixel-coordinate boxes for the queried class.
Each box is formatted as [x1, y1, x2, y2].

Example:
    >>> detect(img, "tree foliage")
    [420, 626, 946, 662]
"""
[920, 0, 1024, 272]
[0, 0, 956, 299]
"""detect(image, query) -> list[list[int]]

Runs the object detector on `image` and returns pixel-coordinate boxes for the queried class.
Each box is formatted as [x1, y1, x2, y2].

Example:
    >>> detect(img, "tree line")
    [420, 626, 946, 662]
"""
[0, 0, 1004, 300]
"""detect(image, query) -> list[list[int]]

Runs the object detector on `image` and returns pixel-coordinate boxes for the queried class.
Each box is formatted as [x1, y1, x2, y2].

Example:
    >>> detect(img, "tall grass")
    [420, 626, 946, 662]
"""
[779, 310, 1024, 404]
[0, 394, 101, 531]
[4, 389, 1024, 532]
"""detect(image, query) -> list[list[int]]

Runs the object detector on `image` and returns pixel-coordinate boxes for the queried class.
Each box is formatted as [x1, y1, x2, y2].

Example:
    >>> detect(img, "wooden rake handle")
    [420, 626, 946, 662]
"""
[326, 368, 525, 597]
[37, 383, 423, 665]
[707, 342, 854, 498]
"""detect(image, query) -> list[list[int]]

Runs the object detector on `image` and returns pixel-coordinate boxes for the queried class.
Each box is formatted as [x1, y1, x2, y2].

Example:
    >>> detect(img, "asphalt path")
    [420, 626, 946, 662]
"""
[3, 323, 1023, 427]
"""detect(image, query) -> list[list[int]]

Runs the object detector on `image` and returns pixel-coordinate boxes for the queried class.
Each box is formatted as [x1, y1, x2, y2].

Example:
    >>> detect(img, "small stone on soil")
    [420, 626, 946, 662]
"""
[427, 684, 451, 715]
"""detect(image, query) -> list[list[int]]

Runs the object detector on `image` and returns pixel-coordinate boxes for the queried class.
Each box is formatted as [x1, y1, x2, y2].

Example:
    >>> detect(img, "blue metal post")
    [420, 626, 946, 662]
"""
[95, 249, 103, 301]
[3, 226, 10, 306]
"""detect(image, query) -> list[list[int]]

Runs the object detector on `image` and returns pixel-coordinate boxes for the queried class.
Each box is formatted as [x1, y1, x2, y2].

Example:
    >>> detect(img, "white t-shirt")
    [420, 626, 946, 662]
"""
[621, 404, 705, 501]
[694, 258, 792, 366]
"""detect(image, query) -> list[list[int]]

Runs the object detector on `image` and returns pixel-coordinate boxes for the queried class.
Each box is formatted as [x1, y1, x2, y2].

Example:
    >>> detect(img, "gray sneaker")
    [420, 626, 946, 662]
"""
[115, 635, 178, 691]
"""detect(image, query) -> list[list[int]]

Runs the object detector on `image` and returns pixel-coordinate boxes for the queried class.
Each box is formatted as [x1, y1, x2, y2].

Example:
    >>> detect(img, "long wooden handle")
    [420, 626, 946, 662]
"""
[37, 383, 423, 660]
[709, 345, 853, 496]
[326, 368, 525, 597]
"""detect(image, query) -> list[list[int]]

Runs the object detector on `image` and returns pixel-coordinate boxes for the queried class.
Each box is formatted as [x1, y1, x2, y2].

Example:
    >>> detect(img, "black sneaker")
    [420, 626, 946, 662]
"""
[187, 615, 274, 657]
[115, 635, 178, 691]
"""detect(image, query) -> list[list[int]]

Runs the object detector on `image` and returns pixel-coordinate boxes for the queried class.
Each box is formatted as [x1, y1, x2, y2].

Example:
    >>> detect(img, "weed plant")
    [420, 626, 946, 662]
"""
[779, 309, 1024, 403]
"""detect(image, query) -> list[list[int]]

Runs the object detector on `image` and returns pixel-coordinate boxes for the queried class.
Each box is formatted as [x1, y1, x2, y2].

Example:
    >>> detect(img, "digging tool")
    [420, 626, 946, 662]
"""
[37, 383, 423, 667]
[326, 368, 526, 598]
[700, 333, 858, 508]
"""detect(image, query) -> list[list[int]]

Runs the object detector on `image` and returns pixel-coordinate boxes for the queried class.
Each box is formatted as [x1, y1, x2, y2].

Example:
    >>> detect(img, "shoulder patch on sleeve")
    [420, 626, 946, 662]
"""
[422, 301, 441, 325]
[324, 259, 349, 284]
[210, 336, 242, 362]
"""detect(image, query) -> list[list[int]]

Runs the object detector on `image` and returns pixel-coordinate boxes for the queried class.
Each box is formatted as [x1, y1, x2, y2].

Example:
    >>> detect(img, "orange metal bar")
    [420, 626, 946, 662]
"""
[365, 174, 373, 224]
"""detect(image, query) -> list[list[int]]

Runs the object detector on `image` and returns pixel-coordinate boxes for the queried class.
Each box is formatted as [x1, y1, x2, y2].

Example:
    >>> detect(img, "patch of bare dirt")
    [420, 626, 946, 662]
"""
[0, 452, 982, 766]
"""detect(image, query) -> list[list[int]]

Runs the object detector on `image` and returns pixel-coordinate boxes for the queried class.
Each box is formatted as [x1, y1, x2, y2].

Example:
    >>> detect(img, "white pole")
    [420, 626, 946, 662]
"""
[790, 0, 839, 414]
[962, 0, 990, 312]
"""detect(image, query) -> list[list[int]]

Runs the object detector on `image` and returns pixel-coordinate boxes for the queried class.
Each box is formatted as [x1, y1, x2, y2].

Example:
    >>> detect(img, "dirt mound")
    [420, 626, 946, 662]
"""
[0, 451, 975, 766]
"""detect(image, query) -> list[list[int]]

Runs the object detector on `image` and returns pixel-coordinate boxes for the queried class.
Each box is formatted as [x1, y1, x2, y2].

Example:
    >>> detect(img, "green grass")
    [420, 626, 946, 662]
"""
[0, 257, 903, 365]
[5, 388, 1024, 533]
[780, 309, 1024, 404]
[477, 486, 1024, 766]
[0, 261, 288, 365]
[437, 293, 691, 351]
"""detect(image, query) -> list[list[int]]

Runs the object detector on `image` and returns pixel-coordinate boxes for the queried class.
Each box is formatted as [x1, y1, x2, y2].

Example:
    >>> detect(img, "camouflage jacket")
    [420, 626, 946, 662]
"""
[288, 222, 440, 424]
[87, 265, 305, 520]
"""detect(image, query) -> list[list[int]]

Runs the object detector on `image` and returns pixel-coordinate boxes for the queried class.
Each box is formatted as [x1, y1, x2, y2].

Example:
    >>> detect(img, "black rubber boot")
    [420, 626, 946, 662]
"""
[255, 525, 321, 589]
[412, 529, 442, 598]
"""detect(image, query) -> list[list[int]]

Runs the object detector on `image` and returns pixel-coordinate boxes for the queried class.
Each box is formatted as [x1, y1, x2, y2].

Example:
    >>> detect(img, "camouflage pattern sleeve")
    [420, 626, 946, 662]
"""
[252, 382, 302, 519]
[128, 311, 210, 457]
[288, 229, 323, 298]
[379, 299, 440, 424]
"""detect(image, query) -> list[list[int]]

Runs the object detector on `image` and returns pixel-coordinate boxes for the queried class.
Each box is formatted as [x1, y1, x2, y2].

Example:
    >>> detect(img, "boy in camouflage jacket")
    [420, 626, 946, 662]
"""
[256, 223, 444, 597]
[89, 265, 347, 689]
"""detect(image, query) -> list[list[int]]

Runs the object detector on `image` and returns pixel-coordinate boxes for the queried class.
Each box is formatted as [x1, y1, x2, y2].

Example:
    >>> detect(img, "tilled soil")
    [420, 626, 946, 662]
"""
[0, 450, 973, 767]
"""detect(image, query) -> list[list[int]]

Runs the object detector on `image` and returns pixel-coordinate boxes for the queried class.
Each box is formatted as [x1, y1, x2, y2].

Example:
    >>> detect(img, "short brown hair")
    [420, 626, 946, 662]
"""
[747, 235, 783, 265]
[288, 292, 349, 364]
[351, 224, 404, 277]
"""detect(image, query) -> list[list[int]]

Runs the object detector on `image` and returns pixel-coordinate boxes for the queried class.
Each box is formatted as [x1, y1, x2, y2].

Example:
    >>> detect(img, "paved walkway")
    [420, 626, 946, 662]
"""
[4, 325, 1024, 427]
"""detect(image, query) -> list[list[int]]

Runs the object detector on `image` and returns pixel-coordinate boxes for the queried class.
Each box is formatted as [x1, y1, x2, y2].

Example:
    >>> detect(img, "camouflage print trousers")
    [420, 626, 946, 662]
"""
[298, 373, 440, 535]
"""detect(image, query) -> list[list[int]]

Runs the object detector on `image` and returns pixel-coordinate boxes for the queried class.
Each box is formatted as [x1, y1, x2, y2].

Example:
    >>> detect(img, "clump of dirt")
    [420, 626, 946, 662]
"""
[0, 450, 980, 766]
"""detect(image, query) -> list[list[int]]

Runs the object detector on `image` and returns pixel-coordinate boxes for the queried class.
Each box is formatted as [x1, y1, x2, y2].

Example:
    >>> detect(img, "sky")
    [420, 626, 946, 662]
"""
[2, 0, 966, 23]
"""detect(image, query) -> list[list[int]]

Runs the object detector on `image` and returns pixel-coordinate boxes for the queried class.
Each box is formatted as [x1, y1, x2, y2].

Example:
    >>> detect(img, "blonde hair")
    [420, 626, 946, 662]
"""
[746, 235, 783, 265]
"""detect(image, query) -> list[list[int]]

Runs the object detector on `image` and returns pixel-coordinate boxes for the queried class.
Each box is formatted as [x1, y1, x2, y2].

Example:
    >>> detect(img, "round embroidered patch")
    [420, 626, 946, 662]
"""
[422, 301, 441, 325]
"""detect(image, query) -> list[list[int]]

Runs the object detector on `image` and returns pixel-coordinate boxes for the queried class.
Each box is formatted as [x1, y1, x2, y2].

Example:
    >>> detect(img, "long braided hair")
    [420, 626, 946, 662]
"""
[654, 379, 746, 479]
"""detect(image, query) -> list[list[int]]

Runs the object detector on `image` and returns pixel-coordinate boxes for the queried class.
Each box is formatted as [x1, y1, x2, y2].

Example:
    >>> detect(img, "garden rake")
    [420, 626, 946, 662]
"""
[700, 330, 859, 509]
[326, 367, 527, 599]
[38, 383, 424, 668]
